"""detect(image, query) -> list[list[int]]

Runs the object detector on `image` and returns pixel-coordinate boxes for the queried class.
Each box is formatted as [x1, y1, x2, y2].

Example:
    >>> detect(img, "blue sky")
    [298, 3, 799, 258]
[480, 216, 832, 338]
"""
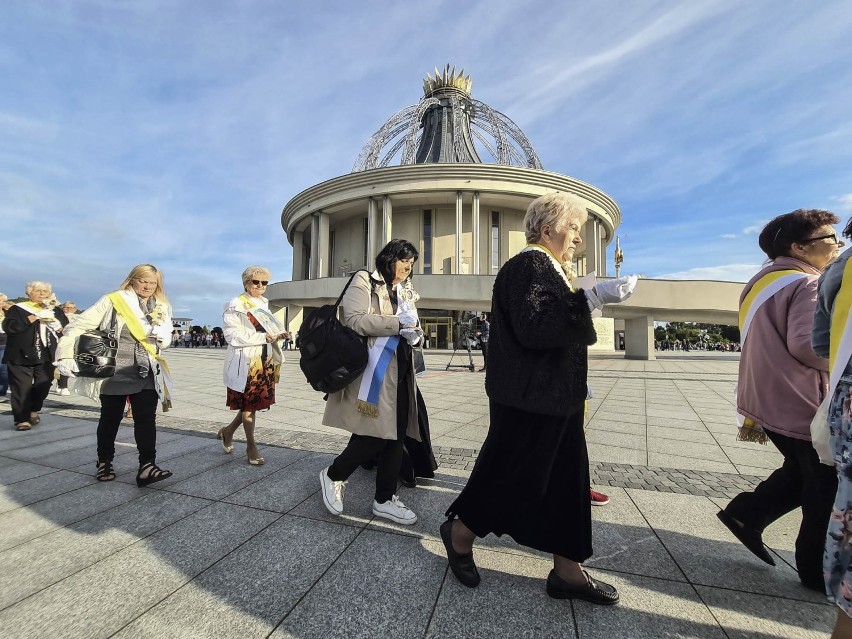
[3, 1, 852, 325]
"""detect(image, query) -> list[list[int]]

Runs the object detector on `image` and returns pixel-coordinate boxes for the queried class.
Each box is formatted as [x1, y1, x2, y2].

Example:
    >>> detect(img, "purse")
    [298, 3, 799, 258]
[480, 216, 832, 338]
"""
[413, 345, 427, 376]
[74, 310, 118, 378]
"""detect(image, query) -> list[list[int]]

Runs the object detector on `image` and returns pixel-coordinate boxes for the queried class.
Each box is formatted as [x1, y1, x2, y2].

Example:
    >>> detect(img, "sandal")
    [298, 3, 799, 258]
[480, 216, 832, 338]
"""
[96, 461, 116, 482]
[30, 413, 40, 425]
[15, 422, 32, 431]
[136, 462, 172, 487]
[217, 428, 233, 454]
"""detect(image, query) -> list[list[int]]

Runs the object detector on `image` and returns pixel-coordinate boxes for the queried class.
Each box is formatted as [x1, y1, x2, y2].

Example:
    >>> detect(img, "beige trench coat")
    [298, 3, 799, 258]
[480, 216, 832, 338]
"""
[322, 270, 421, 441]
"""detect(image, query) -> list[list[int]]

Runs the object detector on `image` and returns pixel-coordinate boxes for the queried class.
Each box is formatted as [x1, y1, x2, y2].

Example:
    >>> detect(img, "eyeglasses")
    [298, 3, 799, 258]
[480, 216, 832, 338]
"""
[251, 280, 269, 286]
[801, 233, 839, 245]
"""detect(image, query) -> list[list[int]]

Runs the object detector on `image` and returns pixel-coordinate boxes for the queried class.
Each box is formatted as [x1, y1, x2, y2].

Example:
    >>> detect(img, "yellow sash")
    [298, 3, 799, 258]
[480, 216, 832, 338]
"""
[738, 269, 807, 342]
[107, 292, 172, 408]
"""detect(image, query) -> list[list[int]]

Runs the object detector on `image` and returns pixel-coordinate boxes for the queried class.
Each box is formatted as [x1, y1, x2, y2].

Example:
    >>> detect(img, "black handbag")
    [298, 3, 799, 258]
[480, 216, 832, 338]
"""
[299, 270, 369, 393]
[74, 310, 118, 378]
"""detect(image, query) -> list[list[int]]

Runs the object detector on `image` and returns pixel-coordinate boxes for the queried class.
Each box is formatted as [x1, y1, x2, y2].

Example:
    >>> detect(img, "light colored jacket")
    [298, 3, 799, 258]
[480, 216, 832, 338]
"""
[322, 270, 420, 441]
[737, 256, 828, 440]
[222, 295, 270, 393]
[56, 291, 173, 403]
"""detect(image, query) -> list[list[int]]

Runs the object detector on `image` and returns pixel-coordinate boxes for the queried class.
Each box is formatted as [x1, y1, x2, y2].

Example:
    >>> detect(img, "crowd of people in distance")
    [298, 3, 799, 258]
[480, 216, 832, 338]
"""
[6, 195, 852, 633]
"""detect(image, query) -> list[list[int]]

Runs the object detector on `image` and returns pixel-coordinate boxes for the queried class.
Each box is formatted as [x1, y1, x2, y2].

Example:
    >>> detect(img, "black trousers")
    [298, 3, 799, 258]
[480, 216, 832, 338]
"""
[7, 362, 53, 424]
[480, 342, 489, 369]
[726, 428, 838, 584]
[97, 389, 159, 466]
[327, 371, 411, 504]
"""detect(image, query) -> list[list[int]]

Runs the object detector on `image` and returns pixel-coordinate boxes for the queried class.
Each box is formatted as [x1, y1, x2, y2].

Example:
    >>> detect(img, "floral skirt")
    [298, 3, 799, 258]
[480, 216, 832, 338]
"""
[226, 354, 276, 412]
[825, 375, 852, 613]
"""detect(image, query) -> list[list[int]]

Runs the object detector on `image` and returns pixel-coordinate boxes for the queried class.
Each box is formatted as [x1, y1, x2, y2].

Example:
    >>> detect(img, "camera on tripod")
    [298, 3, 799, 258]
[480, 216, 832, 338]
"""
[446, 315, 480, 371]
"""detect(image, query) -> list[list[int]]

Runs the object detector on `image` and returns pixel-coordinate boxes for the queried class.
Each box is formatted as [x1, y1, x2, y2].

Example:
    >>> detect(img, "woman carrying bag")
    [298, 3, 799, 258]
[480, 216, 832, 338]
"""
[56, 264, 174, 486]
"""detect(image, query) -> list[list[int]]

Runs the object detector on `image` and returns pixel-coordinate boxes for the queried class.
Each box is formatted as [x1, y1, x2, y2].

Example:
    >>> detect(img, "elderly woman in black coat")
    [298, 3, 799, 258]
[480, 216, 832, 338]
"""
[2, 281, 68, 430]
[440, 193, 637, 605]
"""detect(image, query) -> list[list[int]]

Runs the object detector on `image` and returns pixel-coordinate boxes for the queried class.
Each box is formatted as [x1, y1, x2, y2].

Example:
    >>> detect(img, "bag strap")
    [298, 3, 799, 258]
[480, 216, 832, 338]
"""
[333, 269, 370, 309]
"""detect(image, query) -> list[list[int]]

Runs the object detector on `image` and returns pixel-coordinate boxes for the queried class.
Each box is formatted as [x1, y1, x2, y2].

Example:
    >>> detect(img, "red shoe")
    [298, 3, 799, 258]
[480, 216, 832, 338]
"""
[590, 489, 610, 506]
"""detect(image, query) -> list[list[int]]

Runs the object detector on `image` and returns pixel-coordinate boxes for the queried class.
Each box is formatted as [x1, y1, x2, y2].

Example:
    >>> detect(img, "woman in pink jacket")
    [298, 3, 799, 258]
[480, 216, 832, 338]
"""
[718, 209, 843, 592]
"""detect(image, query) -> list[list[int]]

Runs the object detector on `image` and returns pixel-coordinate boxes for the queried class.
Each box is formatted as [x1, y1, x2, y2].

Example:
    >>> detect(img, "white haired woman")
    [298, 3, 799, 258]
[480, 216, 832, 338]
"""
[2, 282, 68, 430]
[440, 193, 637, 604]
[56, 265, 174, 485]
[218, 266, 289, 465]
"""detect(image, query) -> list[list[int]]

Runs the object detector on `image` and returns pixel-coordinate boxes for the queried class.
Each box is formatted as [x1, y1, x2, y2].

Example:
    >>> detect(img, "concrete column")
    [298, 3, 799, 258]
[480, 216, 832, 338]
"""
[624, 315, 656, 361]
[598, 232, 608, 277]
[583, 218, 603, 275]
[292, 230, 305, 281]
[455, 191, 463, 274]
[286, 305, 304, 334]
[472, 191, 480, 274]
[309, 215, 319, 279]
[382, 195, 392, 245]
[367, 197, 377, 267]
[316, 211, 330, 278]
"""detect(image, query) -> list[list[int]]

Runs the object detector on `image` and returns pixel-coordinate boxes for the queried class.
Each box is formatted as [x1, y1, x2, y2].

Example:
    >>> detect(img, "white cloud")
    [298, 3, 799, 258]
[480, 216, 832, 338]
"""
[656, 264, 760, 283]
[720, 234, 737, 239]
[833, 194, 852, 212]
[742, 222, 768, 235]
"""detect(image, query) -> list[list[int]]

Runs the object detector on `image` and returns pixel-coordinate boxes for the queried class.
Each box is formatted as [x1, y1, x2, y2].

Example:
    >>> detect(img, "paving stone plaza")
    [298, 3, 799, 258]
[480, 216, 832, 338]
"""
[0, 348, 837, 638]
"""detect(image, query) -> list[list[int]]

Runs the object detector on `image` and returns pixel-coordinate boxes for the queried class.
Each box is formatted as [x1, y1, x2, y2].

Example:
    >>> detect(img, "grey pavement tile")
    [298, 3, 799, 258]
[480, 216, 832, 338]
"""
[646, 408, 702, 422]
[722, 447, 785, 470]
[587, 443, 648, 466]
[646, 453, 737, 473]
[645, 425, 718, 444]
[696, 584, 835, 638]
[0, 502, 279, 639]
[0, 421, 93, 450]
[163, 445, 309, 500]
[424, 540, 577, 639]
[586, 430, 646, 451]
[285, 463, 375, 529]
[585, 487, 686, 581]
[591, 411, 647, 425]
[111, 441, 233, 486]
[272, 529, 445, 639]
[573, 573, 727, 639]
[584, 418, 646, 437]
[646, 415, 709, 431]
[647, 439, 729, 462]
[0, 459, 63, 485]
[111, 515, 360, 639]
[731, 464, 775, 479]
[626, 490, 824, 602]
[0, 469, 95, 515]
[224, 451, 333, 513]
[0, 491, 210, 609]
[0, 432, 96, 463]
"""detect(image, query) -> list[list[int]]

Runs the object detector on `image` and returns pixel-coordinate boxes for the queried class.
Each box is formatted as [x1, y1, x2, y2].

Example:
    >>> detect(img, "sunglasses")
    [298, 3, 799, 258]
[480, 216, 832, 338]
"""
[251, 280, 269, 286]
[801, 233, 838, 245]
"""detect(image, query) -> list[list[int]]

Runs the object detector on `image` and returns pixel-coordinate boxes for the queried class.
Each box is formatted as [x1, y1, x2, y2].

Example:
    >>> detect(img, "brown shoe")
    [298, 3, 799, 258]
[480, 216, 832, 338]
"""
[15, 422, 32, 431]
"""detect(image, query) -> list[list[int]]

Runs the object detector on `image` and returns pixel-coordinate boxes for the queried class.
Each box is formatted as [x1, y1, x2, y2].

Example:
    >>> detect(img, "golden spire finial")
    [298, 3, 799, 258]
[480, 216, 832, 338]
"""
[423, 64, 473, 96]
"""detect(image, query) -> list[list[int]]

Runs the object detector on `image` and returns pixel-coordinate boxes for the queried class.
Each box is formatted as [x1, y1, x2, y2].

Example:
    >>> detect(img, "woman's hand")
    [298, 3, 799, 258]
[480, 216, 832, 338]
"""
[265, 332, 278, 343]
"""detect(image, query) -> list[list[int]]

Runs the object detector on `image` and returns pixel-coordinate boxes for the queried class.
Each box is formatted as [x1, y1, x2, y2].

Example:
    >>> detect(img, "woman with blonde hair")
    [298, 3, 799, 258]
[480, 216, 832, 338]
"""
[218, 266, 289, 465]
[2, 282, 68, 430]
[56, 264, 174, 485]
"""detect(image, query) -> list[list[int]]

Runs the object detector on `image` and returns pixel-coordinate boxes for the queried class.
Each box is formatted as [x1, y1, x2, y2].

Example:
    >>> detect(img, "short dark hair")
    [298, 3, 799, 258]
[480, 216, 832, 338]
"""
[758, 209, 840, 259]
[843, 217, 852, 240]
[375, 239, 419, 286]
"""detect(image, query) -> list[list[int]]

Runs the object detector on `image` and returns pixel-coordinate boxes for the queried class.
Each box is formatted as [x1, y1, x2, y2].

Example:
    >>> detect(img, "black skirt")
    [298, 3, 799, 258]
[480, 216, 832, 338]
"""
[446, 400, 592, 561]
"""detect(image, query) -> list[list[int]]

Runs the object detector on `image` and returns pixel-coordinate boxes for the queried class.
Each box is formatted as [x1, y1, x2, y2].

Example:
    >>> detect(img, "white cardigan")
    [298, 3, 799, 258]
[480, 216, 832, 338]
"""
[222, 295, 272, 393]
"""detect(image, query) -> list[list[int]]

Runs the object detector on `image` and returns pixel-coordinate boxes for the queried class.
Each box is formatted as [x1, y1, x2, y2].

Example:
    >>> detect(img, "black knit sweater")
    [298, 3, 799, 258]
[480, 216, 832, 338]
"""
[485, 250, 597, 417]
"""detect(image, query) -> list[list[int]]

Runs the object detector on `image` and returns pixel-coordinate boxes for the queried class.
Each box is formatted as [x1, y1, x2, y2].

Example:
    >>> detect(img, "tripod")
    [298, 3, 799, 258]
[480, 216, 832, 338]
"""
[446, 332, 475, 371]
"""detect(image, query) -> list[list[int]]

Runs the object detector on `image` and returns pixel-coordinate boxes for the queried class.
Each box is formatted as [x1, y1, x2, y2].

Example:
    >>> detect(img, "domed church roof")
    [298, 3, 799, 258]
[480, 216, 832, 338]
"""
[353, 65, 543, 172]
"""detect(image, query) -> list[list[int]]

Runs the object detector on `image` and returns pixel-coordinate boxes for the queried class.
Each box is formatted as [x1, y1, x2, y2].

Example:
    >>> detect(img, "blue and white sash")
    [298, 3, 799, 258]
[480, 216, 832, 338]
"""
[356, 335, 400, 418]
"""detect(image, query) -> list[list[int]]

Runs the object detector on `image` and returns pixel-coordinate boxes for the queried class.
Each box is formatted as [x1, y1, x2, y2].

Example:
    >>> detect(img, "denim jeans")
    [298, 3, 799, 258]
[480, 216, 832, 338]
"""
[0, 345, 9, 397]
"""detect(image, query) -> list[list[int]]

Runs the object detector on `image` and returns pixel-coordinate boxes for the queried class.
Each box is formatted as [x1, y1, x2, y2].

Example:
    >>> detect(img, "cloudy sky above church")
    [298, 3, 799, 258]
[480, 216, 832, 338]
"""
[2, 1, 851, 323]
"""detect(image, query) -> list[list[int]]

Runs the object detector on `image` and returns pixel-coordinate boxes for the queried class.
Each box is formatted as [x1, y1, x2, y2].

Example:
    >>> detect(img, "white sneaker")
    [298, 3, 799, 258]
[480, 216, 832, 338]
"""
[372, 495, 417, 525]
[0, 396, 7, 403]
[59, 388, 71, 397]
[320, 467, 345, 516]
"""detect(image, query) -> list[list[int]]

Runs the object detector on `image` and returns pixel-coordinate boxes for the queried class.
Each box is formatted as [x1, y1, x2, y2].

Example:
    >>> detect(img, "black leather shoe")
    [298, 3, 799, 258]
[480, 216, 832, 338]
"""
[440, 518, 480, 588]
[716, 509, 775, 565]
[800, 576, 826, 594]
[546, 569, 619, 605]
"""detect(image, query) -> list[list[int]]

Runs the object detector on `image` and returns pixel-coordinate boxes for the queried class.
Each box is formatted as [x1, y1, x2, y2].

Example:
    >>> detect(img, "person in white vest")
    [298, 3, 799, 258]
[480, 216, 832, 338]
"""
[719, 209, 843, 593]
